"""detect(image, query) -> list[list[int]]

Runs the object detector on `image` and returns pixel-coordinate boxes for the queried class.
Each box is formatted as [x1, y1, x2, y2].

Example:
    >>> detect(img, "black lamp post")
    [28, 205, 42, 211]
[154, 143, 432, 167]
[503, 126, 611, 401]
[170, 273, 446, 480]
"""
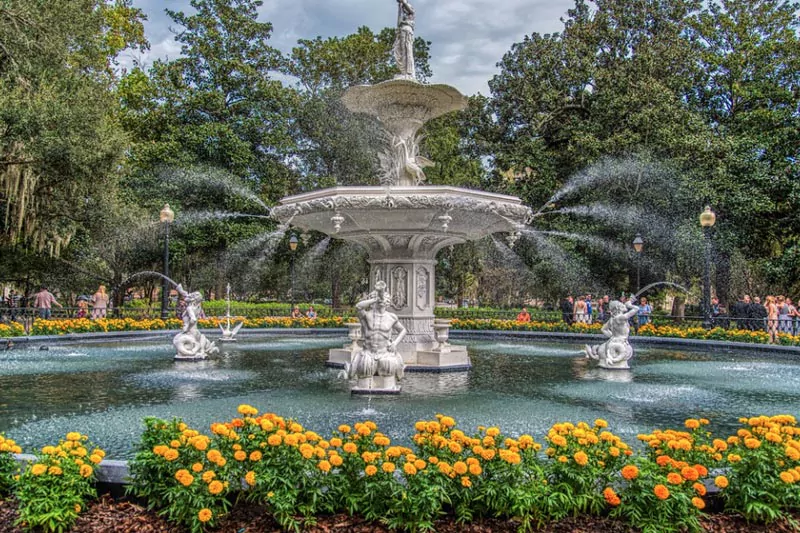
[632, 233, 644, 293]
[699, 206, 716, 328]
[289, 233, 298, 309]
[159, 204, 175, 320]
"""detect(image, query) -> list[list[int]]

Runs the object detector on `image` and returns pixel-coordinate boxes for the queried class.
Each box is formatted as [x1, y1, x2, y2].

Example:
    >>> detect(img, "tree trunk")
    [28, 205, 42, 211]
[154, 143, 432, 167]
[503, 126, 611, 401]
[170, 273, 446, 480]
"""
[671, 295, 686, 323]
[716, 250, 731, 308]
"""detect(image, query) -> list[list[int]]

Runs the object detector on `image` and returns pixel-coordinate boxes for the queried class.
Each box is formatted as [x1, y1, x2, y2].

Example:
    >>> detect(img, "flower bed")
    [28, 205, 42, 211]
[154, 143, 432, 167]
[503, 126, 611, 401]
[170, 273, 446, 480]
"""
[2, 316, 799, 346]
[3, 411, 799, 533]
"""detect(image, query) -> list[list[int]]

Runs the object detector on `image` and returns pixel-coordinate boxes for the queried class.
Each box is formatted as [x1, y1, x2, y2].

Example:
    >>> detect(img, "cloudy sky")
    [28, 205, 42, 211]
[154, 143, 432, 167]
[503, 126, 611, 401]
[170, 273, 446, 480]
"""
[123, 0, 576, 96]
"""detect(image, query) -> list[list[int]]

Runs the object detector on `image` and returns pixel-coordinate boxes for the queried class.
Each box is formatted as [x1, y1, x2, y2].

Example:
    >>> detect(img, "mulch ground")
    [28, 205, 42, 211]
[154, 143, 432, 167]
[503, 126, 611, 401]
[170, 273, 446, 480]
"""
[1, 496, 799, 532]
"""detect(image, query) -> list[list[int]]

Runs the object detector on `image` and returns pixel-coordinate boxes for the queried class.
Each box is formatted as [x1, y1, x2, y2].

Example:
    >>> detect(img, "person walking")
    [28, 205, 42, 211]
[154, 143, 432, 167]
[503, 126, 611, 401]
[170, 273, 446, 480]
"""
[33, 286, 62, 319]
[91, 285, 109, 319]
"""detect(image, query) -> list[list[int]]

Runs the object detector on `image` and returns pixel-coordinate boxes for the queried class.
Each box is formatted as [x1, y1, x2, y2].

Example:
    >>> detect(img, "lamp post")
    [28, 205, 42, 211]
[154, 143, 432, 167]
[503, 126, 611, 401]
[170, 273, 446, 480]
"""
[289, 233, 298, 309]
[632, 233, 644, 293]
[159, 204, 175, 320]
[699, 206, 716, 329]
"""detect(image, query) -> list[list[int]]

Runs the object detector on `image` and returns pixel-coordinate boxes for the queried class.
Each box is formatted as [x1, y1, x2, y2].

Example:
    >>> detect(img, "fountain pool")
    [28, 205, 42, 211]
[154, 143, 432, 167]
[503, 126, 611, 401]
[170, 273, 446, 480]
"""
[2, 334, 799, 458]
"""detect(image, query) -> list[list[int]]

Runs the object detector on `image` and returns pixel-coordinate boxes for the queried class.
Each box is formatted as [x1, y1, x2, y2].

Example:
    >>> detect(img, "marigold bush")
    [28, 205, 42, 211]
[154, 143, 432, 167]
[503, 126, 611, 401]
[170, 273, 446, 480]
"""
[14, 433, 103, 533]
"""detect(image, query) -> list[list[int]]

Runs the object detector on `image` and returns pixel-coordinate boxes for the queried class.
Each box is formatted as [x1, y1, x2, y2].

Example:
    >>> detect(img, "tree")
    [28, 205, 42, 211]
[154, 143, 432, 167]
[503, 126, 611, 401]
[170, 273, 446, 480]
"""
[0, 0, 147, 257]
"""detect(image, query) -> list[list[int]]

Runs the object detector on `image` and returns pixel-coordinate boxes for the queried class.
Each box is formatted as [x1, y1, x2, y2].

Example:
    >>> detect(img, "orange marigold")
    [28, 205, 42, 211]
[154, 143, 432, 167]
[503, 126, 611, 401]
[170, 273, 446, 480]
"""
[692, 497, 705, 510]
[654, 484, 670, 500]
[621, 465, 639, 480]
[667, 472, 683, 485]
[603, 487, 621, 507]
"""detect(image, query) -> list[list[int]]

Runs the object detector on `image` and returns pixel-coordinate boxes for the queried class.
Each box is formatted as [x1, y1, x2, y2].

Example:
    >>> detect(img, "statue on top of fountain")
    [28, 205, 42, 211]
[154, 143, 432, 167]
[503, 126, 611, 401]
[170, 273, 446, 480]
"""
[348, 280, 406, 391]
[393, 0, 415, 80]
[584, 299, 639, 369]
[173, 284, 218, 360]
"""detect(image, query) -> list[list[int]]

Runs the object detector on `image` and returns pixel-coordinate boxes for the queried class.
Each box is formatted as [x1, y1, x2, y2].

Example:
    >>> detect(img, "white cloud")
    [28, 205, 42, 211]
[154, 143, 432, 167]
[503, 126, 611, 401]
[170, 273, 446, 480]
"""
[125, 0, 575, 94]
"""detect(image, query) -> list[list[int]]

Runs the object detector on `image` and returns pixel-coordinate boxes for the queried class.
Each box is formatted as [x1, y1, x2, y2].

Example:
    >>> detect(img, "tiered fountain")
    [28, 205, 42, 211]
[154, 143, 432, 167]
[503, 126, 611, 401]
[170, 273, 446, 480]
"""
[272, 0, 531, 392]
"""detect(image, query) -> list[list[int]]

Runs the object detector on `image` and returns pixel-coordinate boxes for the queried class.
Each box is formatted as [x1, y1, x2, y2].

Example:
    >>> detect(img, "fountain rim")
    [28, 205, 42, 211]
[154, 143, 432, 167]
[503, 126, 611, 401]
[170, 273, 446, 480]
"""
[277, 185, 526, 206]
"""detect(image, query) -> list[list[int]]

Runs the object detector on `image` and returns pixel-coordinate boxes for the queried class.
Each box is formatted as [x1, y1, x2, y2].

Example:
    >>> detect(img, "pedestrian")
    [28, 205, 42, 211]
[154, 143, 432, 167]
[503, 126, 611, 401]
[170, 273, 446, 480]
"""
[585, 295, 593, 324]
[291, 306, 302, 319]
[574, 296, 588, 323]
[33, 286, 62, 319]
[306, 306, 317, 319]
[750, 296, 768, 331]
[516, 306, 531, 322]
[91, 285, 109, 319]
[637, 296, 652, 327]
[560, 296, 574, 325]
[765, 295, 779, 344]
[76, 297, 89, 318]
[789, 297, 799, 336]
[597, 295, 609, 322]
[5, 290, 19, 321]
[777, 295, 792, 334]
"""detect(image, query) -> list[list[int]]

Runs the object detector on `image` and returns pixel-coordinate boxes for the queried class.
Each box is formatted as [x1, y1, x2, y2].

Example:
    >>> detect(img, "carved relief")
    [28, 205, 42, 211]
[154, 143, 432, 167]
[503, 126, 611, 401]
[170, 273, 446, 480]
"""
[387, 235, 412, 248]
[373, 266, 385, 287]
[416, 267, 429, 310]
[391, 266, 408, 309]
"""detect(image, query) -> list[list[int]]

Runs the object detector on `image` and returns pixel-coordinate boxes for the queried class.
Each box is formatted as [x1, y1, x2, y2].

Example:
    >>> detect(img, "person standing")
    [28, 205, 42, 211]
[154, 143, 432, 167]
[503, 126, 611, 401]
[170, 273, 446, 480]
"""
[585, 295, 593, 324]
[637, 296, 652, 327]
[91, 285, 109, 319]
[750, 296, 768, 331]
[574, 296, 588, 324]
[765, 295, 779, 343]
[560, 296, 574, 325]
[33, 286, 62, 319]
[777, 296, 791, 334]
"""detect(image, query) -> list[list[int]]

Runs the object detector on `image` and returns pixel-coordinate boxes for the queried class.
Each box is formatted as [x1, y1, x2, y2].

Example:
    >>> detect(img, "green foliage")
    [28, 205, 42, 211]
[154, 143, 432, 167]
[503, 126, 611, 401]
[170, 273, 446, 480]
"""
[14, 433, 103, 533]
[0, 434, 22, 496]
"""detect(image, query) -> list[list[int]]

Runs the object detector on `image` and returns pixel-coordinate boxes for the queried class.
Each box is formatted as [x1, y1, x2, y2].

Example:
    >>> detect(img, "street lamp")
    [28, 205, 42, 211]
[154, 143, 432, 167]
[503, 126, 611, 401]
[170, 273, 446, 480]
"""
[159, 204, 175, 320]
[632, 233, 644, 293]
[289, 233, 298, 310]
[699, 206, 716, 328]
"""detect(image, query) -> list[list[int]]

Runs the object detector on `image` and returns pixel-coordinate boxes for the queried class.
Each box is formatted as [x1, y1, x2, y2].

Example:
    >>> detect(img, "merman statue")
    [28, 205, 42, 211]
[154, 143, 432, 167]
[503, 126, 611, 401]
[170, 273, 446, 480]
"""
[585, 299, 639, 369]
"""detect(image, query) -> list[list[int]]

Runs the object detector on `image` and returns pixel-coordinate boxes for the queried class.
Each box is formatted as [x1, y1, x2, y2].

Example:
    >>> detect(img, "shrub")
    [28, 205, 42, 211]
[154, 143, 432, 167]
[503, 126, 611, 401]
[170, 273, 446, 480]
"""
[14, 433, 103, 533]
[0, 433, 22, 496]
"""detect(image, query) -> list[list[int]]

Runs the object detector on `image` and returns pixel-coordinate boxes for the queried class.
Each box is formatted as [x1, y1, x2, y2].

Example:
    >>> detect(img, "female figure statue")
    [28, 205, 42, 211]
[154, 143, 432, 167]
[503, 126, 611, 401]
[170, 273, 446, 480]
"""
[394, 0, 415, 79]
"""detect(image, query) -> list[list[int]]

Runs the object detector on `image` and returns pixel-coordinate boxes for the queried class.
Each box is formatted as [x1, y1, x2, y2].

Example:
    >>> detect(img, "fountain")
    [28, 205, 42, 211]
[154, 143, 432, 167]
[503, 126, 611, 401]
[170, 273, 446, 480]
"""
[218, 283, 243, 342]
[271, 1, 531, 389]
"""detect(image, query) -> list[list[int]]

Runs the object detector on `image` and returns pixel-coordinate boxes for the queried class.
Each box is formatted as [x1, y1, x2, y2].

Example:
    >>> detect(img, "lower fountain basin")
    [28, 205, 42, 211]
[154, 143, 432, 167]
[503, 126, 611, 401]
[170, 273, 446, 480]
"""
[2, 334, 799, 459]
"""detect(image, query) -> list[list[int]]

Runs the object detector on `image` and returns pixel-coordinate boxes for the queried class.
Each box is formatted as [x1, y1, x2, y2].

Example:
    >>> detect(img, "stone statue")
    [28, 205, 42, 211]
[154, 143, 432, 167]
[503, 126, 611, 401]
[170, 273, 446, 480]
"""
[584, 300, 639, 369]
[348, 280, 406, 390]
[173, 284, 218, 360]
[393, 0, 415, 80]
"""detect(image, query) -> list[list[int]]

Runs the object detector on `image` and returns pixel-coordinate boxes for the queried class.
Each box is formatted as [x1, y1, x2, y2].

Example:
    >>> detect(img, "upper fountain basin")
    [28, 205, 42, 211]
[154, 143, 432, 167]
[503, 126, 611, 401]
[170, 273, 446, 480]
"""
[272, 186, 531, 259]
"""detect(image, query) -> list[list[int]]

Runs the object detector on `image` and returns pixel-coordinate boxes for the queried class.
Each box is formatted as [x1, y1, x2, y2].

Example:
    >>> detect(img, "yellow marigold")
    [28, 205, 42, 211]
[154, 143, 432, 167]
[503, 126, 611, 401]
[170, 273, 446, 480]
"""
[202, 471, 216, 483]
[441, 416, 456, 428]
[460, 476, 472, 488]
[654, 484, 670, 500]
[453, 461, 468, 475]
[744, 437, 761, 449]
[79, 464, 93, 478]
[414, 421, 426, 432]
[343, 442, 358, 454]
[685, 419, 700, 430]
[621, 465, 639, 480]
[714, 475, 729, 489]
[693, 482, 707, 496]
[189, 462, 203, 473]
[786, 447, 800, 461]
[727, 454, 742, 463]
[486, 427, 500, 437]
[779, 471, 795, 484]
[48, 466, 63, 476]
[208, 480, 224, 495]
[365, 465, 378, 476]
[66, 432, 81, 442]
[551, 435, 567, 447]
[170, 440, 181, 449]
[667, 472, 683, 485]
[603, 487, 620, 507]
[31, 464, 47, 476]
[573, 451, 589, 466]
[198, 508, 213, 523]
[318, 460, 331, 473]
[414, 459, 427, 470]
[558, 455, 568, 463]
[237, 404, 258, 416]
[234, 450, 246, 461]
[74, 504, 81, 513]
[267, 434, 282, 446]
[330, 454, 343, 467]
[403, 463, 417, 476]
[448, 441, 463, 454]
[594, 419, 609, 428]
[692, 497, 705, 510]
[468, 462, 482, 476]
[244, 471, 256, 486]
[481, 449, 496, 461]
[179, 473, 194, 487]
[382, 462, 395, 473]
